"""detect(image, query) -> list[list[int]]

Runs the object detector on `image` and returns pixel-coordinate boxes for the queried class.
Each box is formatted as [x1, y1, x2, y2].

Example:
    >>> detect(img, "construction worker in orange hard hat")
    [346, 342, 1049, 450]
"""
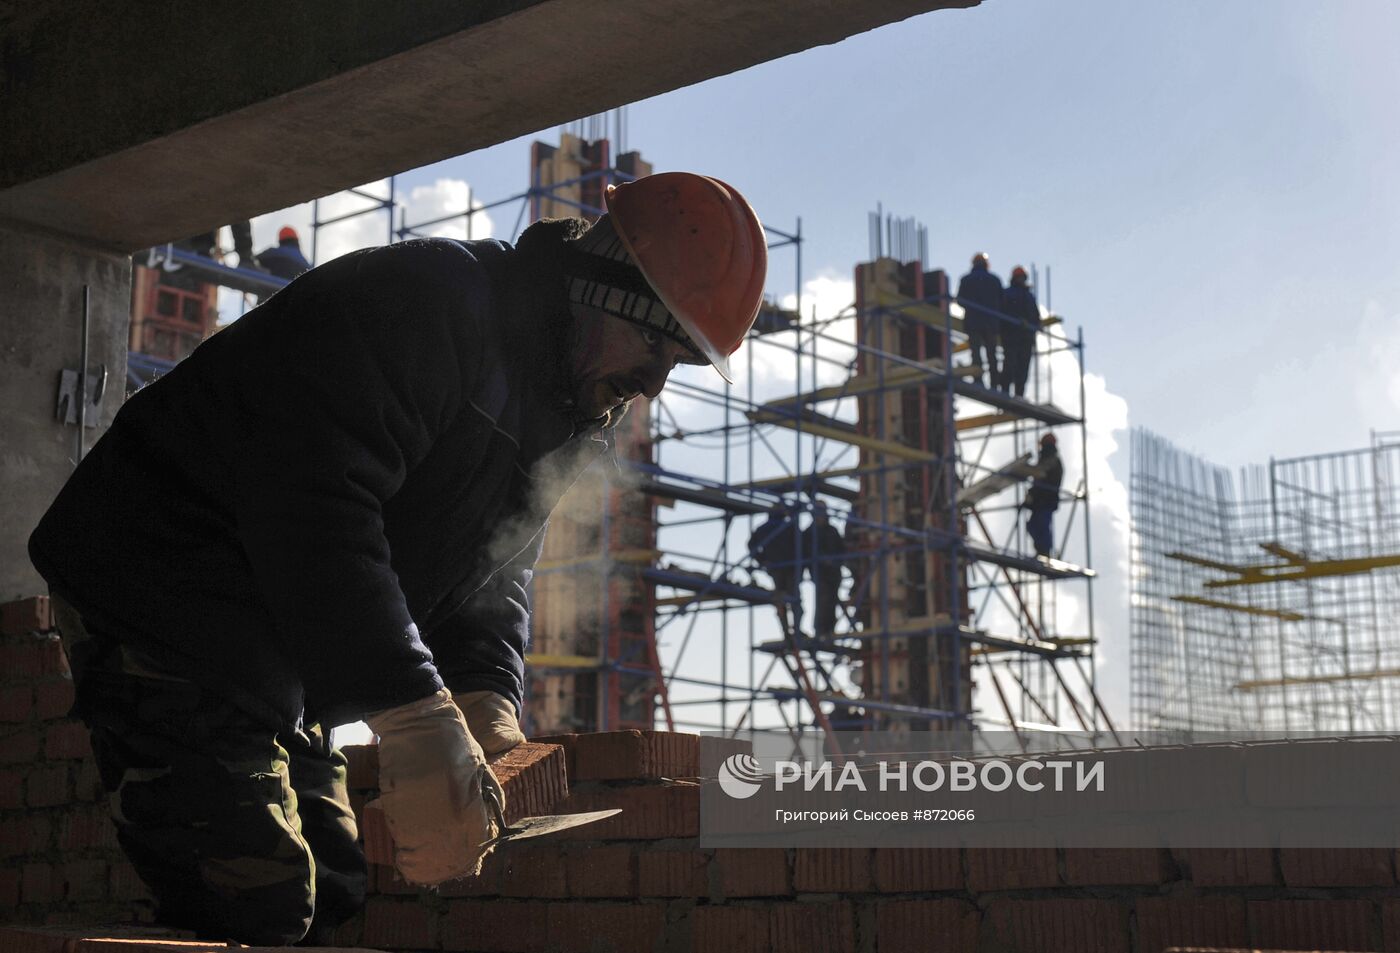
[957, 251, 1005, 390]
[30, 170, 767, 944]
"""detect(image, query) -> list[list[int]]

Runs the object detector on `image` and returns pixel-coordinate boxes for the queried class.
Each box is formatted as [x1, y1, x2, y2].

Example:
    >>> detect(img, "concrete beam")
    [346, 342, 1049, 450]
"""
[0, 0, 976, 252]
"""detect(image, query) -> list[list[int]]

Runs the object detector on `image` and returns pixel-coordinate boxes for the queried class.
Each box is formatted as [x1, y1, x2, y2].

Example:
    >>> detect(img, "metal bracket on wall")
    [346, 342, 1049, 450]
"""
[55, 366, 107, 428]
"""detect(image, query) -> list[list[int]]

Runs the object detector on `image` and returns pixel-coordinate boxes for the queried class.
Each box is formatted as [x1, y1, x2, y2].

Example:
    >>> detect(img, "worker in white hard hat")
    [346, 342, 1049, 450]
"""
[30, 172, 767, 945]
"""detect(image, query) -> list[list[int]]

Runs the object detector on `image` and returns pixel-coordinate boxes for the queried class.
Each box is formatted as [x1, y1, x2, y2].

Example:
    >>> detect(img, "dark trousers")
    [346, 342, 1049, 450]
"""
[60, 610, 365, 946]
[967, 328, 1000, 390]
[1027, 506, 1055, 557]
[768, 568, 801, 635]
[813, 570, 842, 639]
[1003, 332, 1035, 398]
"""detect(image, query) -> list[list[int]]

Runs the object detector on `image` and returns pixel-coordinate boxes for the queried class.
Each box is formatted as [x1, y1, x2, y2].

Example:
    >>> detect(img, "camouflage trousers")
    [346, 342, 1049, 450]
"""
[57, 604, 366, 946]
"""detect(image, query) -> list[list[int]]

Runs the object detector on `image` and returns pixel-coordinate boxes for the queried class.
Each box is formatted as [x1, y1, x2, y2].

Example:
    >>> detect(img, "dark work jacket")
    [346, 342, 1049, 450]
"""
[805, 523, 847, 580]
[30, 221, 604, 730]
[749, 513, 798, 575]
[956, 263, 1004, 336]
[256, 240, 312, 281]
[1026, 448, 1064, 511]
[1001, 284, 1041, 344]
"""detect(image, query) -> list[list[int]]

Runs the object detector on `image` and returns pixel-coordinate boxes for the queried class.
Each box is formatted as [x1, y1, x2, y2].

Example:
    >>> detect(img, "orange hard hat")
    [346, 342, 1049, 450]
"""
[1040, 432, 1057, 447]
[605, 172, 766, 383]
[278, 226, 300, 243]
[1011, 265, 1029, 284]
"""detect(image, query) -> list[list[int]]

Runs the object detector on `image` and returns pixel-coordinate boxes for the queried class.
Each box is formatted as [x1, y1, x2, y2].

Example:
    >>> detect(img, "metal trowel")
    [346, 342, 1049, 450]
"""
[480, 784, 620, 849]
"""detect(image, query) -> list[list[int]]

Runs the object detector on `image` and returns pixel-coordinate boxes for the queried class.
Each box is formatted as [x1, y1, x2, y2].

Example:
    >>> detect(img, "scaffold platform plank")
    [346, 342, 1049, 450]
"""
[1170, 594, 1307, 621]
[760, 358, 980, 412]
[637, 479, 770, 515]
[765, 686, 962, 720]
[955, 412, 1019, 432]
[747, 408, 940, 463]
[957, 452, 1037, 508]
[143, 245, 290, 295]
[872, 288, 965, 334]
[642, 566, 775, 605]
[526, 652, 603, 670]
[950, 379, 1080, 425]
[963, 541, 1095, 578]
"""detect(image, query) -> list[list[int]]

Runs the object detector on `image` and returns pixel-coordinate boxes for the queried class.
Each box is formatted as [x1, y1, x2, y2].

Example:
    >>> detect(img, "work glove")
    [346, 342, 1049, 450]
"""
[365, 689, 505, 885]
[456, 689, 526, 756]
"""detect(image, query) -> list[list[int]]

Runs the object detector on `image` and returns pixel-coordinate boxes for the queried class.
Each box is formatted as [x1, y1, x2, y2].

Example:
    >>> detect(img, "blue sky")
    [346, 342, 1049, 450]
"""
[237, 1, 1400, 731]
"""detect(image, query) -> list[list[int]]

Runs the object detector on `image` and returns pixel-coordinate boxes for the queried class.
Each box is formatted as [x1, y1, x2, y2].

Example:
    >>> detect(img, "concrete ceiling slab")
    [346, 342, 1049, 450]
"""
[0, 0, 977, 252]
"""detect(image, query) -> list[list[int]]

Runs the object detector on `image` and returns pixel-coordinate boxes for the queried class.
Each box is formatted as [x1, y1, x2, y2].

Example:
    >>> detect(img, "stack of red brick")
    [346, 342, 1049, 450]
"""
[5, 593, 1400, 952]
[340, 729, 1400, 953]
[0, 596, 152, 926]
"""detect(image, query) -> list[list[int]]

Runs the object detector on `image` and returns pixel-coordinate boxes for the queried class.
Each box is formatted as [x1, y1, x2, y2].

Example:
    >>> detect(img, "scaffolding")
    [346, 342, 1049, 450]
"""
[142, 126, 1112, 746]
[1130, 429, 1400, 733]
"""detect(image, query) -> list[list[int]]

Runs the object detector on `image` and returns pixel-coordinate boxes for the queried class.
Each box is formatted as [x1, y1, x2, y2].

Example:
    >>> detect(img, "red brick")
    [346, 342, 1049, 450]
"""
[529, 733, 579, 776]
[556, 781, 699, 839]
[33, 681, 75, 721]
[489, 741, 568, 824]
[359, 800, 394, 867]
[1279, 847, 1396, 886]
[0, 644, 43, 683]
[1134, 896, 1247, 953]
[0, 727, 41, 763]
[565, 843, 635, 898]
[1383, 898, 1400, 953]
[21, 862, 60, 905]
[370, 864, 421, 896]
[716, 847, 790, 897]
[694, 905, 770, 953]
[1, 596, 51, 636]
[26, 763, 70, 807]
[647, 730, 700, 778]
[59, 806, 118, 852]
[0, 867, 18, 909]
[1063, 847, 1171, 886]
[436, 850, 504, 898]
[873, 848, 962, 892]
[0, 767, 22, 809]
[0, 685, 33, 722]
[60, 859, 108, 902]
[109, 861, 153, 903]
[327, 910, 365, 948]
[443, 899, 548, 953]
[499, 844, 569, 898]
[698, 734, 754, 774]
[876, 898, 978, 952]
[793, 848, 873, 893]
[984, 898, 1128, 953]
[1248, 898, 1376, 951]
[342, 743, 379, 790]
[966, 847, 1060, 892]
[44, 720, 91, 761]
[72, 759, 104, 801]
[637, 848, 709, 897]
[1179, 847, 1278, 886]
[531, 730, 701, 781]
[36, 638, 69, 677]
[0, 814, 52, 857]
[545, 901, 667, 953]
[770, 900, 856, 953]
[362, 896, 439, 950]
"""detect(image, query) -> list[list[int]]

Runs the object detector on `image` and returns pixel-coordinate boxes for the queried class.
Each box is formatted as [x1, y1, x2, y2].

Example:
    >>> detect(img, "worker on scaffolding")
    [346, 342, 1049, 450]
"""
[29, 172, 766, 945]
[749, 502, 802, 635]
[256, 226, 313, 283]
[957, 252, 1005, 390]
[806, 501, 849, 640]
[1023, 432, 1065, 557]
[1000, 265, 1040, 399]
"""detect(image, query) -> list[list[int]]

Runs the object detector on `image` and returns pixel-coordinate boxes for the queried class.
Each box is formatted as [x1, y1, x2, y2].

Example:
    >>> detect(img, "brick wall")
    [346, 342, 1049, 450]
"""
[0, 596, 154, 927]
[4, 595, 1399, 953]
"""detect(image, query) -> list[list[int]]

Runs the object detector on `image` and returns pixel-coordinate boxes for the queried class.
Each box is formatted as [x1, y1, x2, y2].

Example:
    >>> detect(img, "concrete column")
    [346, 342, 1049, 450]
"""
[0, 223, 129, 600]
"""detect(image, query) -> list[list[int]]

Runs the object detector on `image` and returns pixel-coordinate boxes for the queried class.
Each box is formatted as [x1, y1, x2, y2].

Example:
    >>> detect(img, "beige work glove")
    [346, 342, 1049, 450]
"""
[456, 690, 526, 756]
[365, 688, 505, 885]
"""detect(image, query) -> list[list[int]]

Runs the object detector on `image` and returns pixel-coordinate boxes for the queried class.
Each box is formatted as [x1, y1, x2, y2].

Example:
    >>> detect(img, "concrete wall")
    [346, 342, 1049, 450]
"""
[0, 226, 128, 600]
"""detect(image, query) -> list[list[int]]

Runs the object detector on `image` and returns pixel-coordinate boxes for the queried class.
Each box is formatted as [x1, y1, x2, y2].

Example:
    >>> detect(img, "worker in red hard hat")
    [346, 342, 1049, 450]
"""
[29, 172, 766, 944]
[255, 224, 312, 283]
[1023, 431, 1065, 557]
[1000, 265, 1041, 398]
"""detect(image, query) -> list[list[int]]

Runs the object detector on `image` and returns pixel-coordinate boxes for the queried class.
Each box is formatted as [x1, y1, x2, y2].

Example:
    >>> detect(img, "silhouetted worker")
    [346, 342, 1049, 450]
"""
[30, 173, 766, 945]
[749, 504, 801, 633]
[1001, 265, 1040, 399]
[805, 501, 848, 639]
[175, 221, 255, 268]
[957, 252, 1005, 390]
[1024, 432, 1064, 557]
[257, 226, 313, 281]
